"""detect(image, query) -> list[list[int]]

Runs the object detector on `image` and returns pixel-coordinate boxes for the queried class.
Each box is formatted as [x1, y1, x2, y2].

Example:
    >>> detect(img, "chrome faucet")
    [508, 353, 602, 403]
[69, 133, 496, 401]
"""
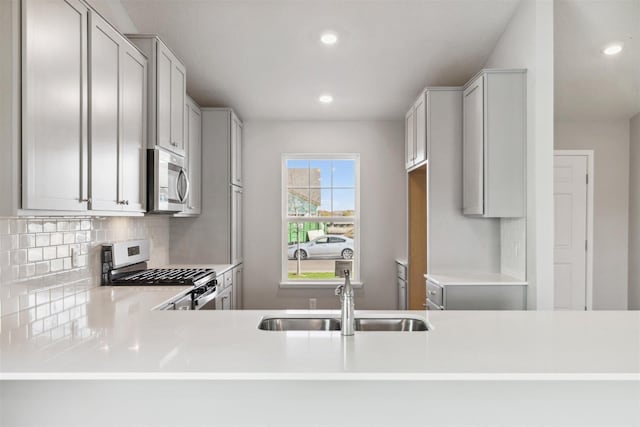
[335, 269, 355, 336]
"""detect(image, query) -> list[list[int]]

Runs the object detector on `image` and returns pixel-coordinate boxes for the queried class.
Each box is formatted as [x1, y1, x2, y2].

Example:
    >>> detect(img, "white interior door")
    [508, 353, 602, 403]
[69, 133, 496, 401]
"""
[554, 155, 589, 310]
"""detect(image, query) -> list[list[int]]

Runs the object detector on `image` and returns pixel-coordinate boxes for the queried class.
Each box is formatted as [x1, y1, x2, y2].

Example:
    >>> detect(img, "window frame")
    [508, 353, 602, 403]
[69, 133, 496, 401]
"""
[280, 153, 361, 288]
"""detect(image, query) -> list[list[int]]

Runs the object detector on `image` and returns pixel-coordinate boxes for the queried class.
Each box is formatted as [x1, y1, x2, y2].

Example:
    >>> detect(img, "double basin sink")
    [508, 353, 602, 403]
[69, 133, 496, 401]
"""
[258, 316, 428, 332]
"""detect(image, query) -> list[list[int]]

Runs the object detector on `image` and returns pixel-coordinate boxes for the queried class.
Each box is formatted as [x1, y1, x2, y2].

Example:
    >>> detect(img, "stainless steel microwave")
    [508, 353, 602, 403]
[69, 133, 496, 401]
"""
[147, 147, 189, 213]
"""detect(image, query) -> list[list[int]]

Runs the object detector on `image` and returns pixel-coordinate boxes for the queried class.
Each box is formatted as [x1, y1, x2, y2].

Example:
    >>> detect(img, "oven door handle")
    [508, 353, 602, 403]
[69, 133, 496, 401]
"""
[177, 167, 190, 204]
[195, 288, 219, 310]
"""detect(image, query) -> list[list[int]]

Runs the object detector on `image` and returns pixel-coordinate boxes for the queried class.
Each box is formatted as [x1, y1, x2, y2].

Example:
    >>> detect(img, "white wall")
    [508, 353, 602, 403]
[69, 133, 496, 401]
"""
[628, 113, 640, 310]
[242, 121, 406, 309]
[483, 0, 555, 309]
[555, 120, 630, 310]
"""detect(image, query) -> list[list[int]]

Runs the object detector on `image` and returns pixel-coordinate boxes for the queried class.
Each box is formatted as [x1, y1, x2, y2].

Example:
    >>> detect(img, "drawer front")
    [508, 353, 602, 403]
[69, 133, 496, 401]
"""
[223, 271, 233, 289]
[426, 280, 443, 307]
[426, 299, 444, 311]
[396, 263, 407, 280]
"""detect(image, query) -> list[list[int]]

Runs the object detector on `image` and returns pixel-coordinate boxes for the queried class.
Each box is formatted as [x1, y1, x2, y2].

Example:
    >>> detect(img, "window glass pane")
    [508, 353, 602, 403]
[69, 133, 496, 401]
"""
[309, 160, 332, 188]
[333, 160, 355, 188]
[287, 221, 356, 281]
[317, 188, 332, 216]
[287, 189, 309, 215]
[287, 160, 309, 187]
[332, 189, 355, 216]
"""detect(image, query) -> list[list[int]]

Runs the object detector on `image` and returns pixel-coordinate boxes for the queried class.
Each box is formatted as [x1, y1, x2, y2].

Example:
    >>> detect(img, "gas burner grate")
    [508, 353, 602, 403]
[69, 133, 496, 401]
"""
[114, 268, 215, 286]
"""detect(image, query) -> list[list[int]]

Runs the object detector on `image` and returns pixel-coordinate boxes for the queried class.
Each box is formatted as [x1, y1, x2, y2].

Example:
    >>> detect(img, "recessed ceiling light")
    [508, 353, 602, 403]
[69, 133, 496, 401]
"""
[320, 32, 338, 45]
[319, 94, 333, 104]
[603, 43, 623, 55]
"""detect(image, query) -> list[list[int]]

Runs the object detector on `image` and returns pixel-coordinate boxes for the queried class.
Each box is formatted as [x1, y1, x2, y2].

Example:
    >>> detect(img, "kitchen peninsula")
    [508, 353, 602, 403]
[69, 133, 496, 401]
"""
[1, 286, 638, 426]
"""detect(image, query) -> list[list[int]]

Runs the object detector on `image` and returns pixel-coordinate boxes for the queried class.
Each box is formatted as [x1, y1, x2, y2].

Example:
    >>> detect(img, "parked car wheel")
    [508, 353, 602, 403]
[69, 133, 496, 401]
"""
[294, 249, 308, 260]
[341, 248, 354, 260]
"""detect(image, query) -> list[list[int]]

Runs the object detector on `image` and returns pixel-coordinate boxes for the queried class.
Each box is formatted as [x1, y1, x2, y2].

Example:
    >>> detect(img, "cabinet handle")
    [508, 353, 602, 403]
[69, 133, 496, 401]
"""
[428, 290, 436, 296]
[79, 198, 91, 204]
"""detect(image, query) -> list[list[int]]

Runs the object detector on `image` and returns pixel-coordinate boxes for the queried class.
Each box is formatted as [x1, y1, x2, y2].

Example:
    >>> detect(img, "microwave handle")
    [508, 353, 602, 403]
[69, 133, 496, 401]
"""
[177, 167, 190, 204]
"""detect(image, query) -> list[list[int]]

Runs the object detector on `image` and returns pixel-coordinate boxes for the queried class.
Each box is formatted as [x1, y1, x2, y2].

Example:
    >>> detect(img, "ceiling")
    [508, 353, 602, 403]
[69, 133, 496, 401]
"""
[120, 0, 520, 120]
[555, 0, 640, 120]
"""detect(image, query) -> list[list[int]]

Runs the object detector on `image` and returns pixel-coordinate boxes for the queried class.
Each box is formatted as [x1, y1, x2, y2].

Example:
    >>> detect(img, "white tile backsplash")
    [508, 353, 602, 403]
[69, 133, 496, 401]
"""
[0, 216, 169, 317]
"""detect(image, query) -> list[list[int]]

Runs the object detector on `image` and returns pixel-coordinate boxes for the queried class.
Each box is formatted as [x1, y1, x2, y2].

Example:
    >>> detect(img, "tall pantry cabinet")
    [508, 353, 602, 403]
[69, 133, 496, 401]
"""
[169, 108, 244, 307]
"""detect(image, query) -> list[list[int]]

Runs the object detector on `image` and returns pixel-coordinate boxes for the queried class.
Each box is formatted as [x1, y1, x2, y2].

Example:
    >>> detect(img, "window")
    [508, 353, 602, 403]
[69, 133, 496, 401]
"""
[282, 154, 360, 285]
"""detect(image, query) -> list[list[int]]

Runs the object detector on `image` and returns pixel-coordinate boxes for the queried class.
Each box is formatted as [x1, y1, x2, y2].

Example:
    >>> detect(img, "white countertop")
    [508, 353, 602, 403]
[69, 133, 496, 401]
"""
[426, 272, 528, 286]
[1, 286, 638, 381]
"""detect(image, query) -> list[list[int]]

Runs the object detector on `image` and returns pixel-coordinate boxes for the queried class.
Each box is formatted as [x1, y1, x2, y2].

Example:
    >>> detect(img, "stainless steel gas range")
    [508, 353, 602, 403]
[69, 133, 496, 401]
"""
[101, 240, 221, 310]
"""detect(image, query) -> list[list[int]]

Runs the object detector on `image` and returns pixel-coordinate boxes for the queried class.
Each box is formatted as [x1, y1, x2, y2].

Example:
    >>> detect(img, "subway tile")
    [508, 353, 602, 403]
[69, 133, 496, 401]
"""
[10, 219, 26, 234]
[43, 221, 57, 232]
[50, 258, 63, 272]
[57, 221, 69, 232]
[27, 248, 43, 262]
[35, 233, 50, 247]
[63, 257, 72, 270]
[81, 220, 91, 231]
[63, 232, 75, 244]
[43, 246, 57, 260]
[56, 245, 69, 258]
[69, 221, 80, 231]
[27, 220, 43, 233]
[19, 263, 35, 279]
[11, 249, 27, 265]
[35, 261, 50, 275]
[0, 235, 12, 251]
[19, 234, 35, 249]
[50, 232, 63, 245]
[0, 219, 9, 235]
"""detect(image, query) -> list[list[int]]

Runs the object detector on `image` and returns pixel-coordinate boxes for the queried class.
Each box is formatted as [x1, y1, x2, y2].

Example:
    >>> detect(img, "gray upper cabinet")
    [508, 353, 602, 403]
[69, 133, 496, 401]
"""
[405, 92, 427, 171]
[178, 95, 202, 216]
[127, 35, 186, 156]
[462, 69, 526, 218]
[22, 0, 89, 211]
[230, 114, 243, 187]
[89, 11, 147, 213]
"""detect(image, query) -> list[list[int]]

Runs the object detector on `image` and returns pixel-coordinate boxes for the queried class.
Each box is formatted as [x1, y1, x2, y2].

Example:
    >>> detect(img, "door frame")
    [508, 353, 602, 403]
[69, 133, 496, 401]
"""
[553, 150, 594, 310]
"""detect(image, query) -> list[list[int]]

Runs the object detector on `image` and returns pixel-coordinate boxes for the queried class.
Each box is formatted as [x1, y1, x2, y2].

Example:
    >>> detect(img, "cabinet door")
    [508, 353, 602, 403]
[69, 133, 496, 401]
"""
[188, 103, 202, 213]
[233, 265, 243, 309]
[231, 185, 243, 264]
[404, 108, 415, 169]
[22, 0, 88, 211]
[156, 44, 172, 151]
[230, 115, 243, 186]
[414, 95, 426, 164]
[170, 60, 186, 154]
[463, 75, 485, 215]
[119, 45, 147, 212]
[88, 12, 120, 211]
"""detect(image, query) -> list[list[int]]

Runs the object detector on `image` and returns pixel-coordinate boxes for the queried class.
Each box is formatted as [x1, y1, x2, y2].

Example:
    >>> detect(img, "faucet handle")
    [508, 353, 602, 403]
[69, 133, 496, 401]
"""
[335, 285, 344, 296]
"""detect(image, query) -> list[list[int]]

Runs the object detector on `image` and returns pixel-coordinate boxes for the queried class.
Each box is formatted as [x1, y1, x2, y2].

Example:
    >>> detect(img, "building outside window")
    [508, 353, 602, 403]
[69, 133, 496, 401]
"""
[282, 154, 360, 285]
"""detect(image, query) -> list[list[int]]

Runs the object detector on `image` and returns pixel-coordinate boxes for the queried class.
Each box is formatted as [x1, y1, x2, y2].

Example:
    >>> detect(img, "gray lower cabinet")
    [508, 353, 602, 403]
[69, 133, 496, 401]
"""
[22, 0, 89, 211]
[426, 278, 527, 310]
[89, 11, 147, 213]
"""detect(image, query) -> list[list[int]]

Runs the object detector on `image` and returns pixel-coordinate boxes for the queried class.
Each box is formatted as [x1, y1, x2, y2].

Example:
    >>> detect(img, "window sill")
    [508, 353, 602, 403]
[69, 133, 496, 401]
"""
[279, 281, 364, 289]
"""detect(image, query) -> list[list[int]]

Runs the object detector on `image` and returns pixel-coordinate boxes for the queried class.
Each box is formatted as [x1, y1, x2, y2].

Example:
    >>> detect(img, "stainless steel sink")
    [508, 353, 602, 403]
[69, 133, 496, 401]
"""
[354, 317, 428, 331]
[257, 317, 428, 332]
[258, 317, 342, 331]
